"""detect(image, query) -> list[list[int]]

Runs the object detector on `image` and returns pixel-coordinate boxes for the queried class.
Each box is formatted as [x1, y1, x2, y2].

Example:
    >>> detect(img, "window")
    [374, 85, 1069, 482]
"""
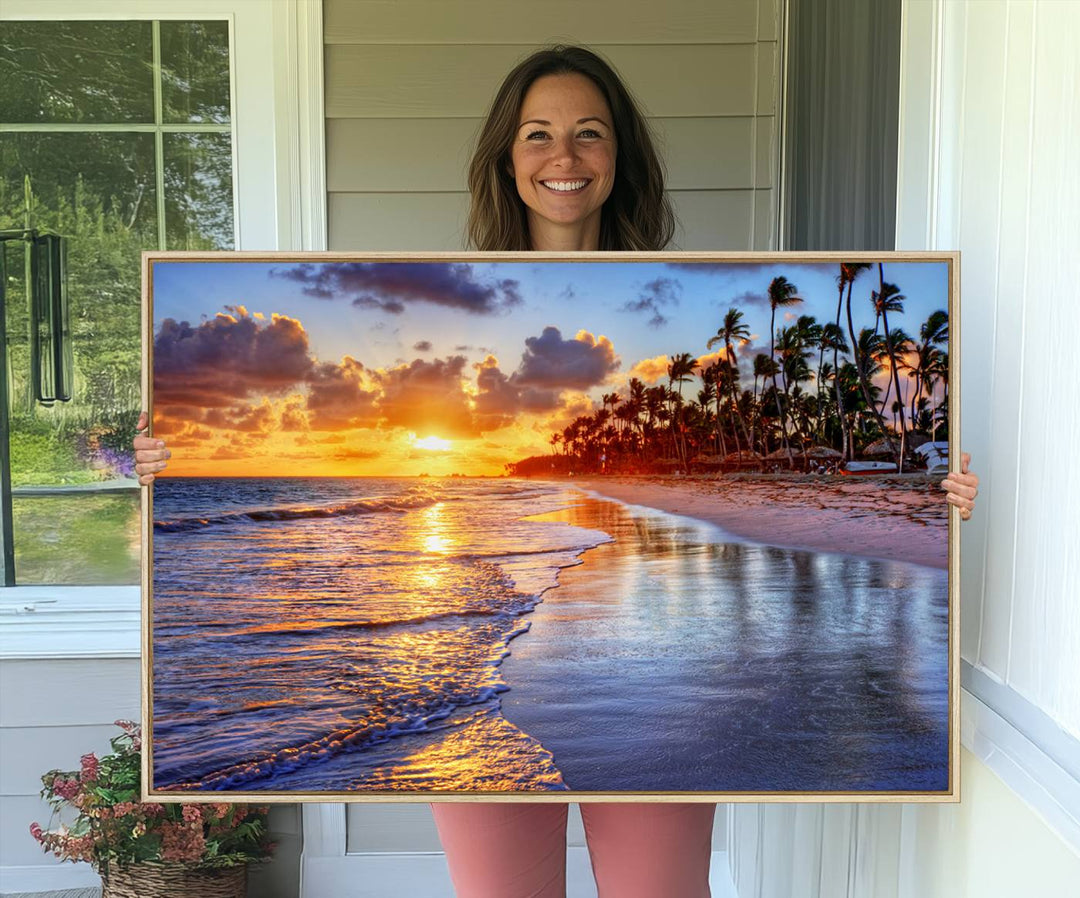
[0, 18, 234, 585]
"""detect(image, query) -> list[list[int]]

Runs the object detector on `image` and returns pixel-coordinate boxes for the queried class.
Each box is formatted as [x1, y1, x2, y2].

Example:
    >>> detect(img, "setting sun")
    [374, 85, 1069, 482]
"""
[412, 435, 452, 451]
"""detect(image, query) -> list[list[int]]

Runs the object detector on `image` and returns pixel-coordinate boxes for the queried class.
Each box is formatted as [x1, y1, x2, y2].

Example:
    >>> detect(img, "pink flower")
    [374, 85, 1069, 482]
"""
[29, 822, 43, 842]
[112, 801, 137, 817]
[181, 805, 202, 824]
[160, 821, 206, 863]
[80, 753, 99, 782]
[52, 777, 80, 801]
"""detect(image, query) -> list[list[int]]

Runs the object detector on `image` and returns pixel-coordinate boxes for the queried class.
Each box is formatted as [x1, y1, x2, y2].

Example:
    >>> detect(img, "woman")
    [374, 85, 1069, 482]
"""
[135, 45, 979, 898]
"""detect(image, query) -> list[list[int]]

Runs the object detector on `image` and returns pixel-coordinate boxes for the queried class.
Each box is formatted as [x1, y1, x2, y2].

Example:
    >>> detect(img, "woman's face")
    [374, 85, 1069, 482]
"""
[509, 73, 617, 247]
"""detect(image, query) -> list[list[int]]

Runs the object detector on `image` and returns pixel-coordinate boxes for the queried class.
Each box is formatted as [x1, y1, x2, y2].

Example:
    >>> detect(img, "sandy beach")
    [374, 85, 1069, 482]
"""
[569, 474, 948, 571]
[500, 488, 950, 792]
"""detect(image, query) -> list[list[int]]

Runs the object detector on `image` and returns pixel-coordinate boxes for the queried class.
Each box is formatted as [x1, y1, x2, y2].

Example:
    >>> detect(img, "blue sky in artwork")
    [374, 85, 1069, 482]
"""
[152, 259, 949, 383]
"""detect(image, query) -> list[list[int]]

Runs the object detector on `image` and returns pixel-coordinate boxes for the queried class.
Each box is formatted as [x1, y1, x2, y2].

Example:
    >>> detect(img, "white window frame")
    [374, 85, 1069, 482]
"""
[0, 0, 326, 659]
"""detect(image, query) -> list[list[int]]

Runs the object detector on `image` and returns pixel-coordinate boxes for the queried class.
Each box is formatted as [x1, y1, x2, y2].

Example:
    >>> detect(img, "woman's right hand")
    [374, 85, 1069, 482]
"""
[133, 411, 170, 486]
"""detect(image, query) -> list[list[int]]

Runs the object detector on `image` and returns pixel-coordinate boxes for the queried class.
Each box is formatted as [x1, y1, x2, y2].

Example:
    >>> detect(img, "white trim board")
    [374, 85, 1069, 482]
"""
[961, 687, 1080, 855]
[0, 587, 139, 659]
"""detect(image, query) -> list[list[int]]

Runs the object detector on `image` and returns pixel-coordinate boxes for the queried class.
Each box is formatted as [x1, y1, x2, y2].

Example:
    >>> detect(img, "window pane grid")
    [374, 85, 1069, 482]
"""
[1, 18, 234, 585]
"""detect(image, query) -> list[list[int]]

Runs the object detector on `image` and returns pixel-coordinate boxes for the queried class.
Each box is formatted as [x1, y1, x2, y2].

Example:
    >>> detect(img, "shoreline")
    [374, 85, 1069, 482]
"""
[499, 490, 949, 792]
[562, 474, 948, 570]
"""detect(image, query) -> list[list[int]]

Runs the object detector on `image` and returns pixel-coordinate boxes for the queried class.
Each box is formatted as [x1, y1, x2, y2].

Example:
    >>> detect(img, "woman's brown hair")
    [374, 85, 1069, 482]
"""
[467, 46, 675, 252]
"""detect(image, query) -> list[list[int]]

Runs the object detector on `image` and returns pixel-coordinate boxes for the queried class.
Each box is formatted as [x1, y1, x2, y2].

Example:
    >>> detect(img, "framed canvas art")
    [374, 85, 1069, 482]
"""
[141, 251, 959, 802]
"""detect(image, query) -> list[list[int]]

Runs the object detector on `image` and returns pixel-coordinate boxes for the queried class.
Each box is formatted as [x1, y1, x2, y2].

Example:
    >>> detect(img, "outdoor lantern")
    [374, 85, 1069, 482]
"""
[30, 233, 73, 404]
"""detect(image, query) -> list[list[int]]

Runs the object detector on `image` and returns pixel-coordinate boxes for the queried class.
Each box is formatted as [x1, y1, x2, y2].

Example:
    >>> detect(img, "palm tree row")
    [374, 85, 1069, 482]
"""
[511, 266, 948, 476]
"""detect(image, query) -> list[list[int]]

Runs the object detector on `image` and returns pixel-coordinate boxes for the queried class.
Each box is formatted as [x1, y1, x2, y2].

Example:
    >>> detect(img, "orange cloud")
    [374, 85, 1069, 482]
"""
[628, 354, 670, 384]
[695, 349, 729, 370]
[374, 356, 478, 438]
[306, 356, 380, 431]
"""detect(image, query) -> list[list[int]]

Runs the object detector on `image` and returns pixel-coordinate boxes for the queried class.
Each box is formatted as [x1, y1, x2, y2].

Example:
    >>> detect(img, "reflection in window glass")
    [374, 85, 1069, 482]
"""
[0, 22, 154, 124]
[160, 21, 232, 124]
[2, 19, 234, 586]
[164, 133, 234, 250]
[12, 494, 141, 585]
[2, 132, 154, 490]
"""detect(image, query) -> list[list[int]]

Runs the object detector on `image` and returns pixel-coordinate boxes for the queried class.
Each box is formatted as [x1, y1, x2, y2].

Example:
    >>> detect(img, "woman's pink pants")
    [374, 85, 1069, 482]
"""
[430, 802, 715, 898]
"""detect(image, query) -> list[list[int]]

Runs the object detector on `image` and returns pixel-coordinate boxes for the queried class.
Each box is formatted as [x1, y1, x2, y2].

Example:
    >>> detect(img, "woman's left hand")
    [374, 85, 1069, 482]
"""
[941, 451, 979, 521]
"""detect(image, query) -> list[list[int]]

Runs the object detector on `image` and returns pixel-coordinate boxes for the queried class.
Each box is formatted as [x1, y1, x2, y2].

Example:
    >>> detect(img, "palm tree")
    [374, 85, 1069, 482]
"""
[908, 340, 944, 434]
[816, 323, 848, 440]
[831, 268, 855, 459]
[838, 262, 873, 459]
[697, 374, 724, 457]
[707, 307, 752, 451]
[752, 352, 778, 452]
[767, 276, 803, 447]
[878, 326, 914, 411]
[875, 268, 910, 459]
[919, 310, 949, 439]
[667, 352, 696, 468]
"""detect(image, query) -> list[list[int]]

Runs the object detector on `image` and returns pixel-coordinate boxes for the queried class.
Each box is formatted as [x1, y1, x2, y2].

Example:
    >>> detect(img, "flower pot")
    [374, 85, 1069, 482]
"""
[101, 862, 247, 898]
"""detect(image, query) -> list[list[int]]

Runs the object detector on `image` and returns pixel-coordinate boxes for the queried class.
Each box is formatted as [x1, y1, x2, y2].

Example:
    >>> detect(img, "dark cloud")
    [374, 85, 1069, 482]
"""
[729, 289, 769, 309]
[663, 261, 843, 279]
[474, 357, 520, 429]
[270, 262, 523, 315]
[472, 347, 583, 431]
[279, 400, 309, 432]
[413, 340, 433, 352]
[374, 356, 477, 438]
[515, 326, 620, 389]
[621, 278, 681, 327]
[306, 356, 380, 431]
[230, 402, 276, 433]
[353, 295, 406, 314]
[153, 307, 312, 408]
[332, 447, 380, 460]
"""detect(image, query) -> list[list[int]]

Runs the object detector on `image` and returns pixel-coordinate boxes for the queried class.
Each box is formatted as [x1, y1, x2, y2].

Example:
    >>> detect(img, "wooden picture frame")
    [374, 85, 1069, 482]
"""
[141, 250, 960, 803]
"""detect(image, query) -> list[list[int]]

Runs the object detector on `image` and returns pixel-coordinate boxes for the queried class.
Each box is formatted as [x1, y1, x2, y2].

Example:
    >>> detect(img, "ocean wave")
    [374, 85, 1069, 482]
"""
[159, 606, 537, 641]
[154, 493, 439, 532]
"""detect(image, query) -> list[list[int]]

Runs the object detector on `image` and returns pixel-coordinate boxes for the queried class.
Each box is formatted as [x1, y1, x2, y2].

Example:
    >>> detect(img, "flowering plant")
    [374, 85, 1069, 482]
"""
[30, 721, 273, 874]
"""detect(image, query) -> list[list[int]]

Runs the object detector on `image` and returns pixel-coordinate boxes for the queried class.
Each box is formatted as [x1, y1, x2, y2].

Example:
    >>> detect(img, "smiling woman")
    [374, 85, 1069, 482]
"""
[466, 45, 674, 253]
[509, 73, 617, 251]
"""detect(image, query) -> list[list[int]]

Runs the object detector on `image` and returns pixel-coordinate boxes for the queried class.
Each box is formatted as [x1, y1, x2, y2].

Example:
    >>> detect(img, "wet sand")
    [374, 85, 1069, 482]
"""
[570, 474, 948, 570]
[499, 493, 950, 793]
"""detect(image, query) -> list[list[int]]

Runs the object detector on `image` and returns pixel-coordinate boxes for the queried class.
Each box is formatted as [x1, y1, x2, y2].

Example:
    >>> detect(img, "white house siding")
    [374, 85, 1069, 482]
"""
[321, 0, 781, 863]
[0, 658, 140, 889]
[728, 0, 1080, 894]
[323, 0, 781, 251]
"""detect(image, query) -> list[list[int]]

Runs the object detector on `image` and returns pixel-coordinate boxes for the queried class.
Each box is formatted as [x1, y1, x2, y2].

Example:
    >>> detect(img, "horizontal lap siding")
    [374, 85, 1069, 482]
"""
[325, 1, 780, 252]
[325, 45, 759, 118]
[0, 658, 140, 868]
[327, 117, 761, 192]
[324, 0, 761, 45]
[324, 0, 780, 851]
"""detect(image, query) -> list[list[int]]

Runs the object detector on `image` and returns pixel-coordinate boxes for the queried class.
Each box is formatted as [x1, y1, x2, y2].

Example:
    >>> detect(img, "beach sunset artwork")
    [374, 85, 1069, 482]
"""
[144, 253, 957, 799]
